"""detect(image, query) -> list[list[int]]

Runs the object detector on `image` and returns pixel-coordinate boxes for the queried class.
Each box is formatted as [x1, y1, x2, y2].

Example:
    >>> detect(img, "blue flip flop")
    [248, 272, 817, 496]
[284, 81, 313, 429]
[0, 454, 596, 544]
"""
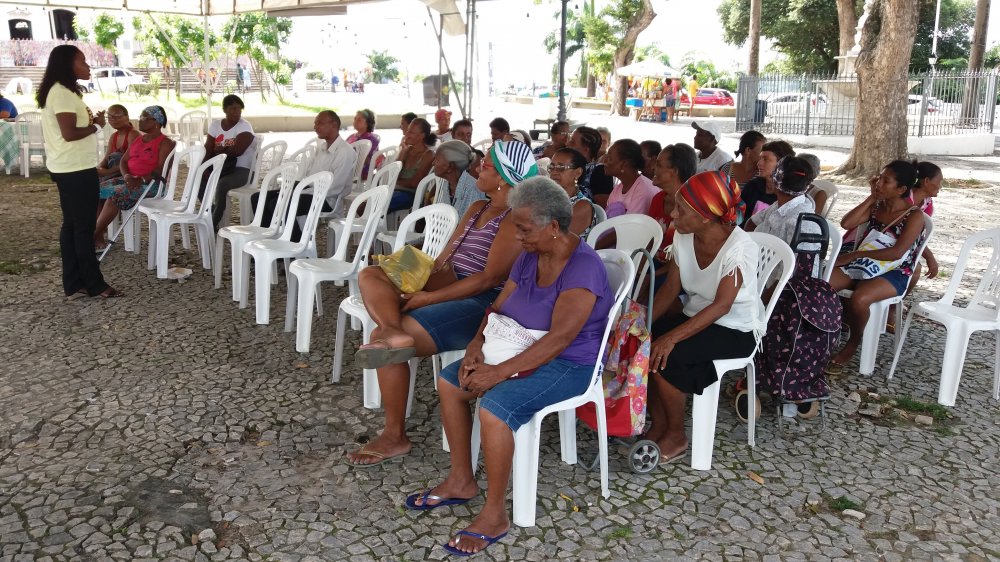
[405, 489, 475, 511]
[442, 529, 508, 557]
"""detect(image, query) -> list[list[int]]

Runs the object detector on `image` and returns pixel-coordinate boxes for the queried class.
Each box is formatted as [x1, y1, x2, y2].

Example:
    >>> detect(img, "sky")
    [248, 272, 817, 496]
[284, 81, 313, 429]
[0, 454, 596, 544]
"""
[280, 0, 1000, 90]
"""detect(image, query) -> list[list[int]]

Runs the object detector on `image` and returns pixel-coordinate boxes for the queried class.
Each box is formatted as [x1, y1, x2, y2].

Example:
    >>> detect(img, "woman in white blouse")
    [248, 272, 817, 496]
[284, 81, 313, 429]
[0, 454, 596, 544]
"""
[645, 170, 761, 464]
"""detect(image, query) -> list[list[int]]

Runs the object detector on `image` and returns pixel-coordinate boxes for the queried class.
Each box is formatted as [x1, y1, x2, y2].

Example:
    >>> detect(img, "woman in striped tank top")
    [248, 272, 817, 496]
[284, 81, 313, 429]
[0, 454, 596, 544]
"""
[348, 140, 539, 467]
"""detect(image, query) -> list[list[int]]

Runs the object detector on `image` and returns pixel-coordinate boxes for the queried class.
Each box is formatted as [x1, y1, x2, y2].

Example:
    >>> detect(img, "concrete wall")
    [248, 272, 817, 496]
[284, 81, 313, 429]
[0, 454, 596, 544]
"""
[772, 132, 996, 156]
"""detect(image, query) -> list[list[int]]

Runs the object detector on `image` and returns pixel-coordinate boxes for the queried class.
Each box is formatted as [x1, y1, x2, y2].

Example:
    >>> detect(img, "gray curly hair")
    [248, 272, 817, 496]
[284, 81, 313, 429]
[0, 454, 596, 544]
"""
[435, 140, 475, 171]
[508, 176, 573, 233]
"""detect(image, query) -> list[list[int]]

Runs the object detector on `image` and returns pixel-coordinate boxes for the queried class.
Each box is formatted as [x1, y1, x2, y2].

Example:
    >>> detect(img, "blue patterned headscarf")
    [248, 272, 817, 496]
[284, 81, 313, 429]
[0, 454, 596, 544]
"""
[142, 106, 167, 127]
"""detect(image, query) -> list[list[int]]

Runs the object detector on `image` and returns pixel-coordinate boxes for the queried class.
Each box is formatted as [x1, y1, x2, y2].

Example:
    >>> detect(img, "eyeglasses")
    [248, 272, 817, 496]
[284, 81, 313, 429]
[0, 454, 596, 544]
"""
[548, 164, 577, 173]
[107, 113, 127, 119]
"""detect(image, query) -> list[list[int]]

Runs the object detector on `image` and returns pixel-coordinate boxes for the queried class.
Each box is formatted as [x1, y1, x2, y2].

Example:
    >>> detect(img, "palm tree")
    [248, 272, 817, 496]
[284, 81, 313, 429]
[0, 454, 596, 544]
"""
[543, 2, 595, 96]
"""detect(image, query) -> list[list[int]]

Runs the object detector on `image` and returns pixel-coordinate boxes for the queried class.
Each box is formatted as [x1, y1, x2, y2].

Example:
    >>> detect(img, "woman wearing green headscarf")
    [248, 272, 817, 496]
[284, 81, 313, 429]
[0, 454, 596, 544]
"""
[347, 140, 537, 467]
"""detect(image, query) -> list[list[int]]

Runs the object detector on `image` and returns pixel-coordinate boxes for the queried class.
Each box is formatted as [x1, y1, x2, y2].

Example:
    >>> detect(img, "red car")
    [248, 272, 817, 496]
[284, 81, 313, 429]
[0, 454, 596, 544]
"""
[680, 88, 735, 106]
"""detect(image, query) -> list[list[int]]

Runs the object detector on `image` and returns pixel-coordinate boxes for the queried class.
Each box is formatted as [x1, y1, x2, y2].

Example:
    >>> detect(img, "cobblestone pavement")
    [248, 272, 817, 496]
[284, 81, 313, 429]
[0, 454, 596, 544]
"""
[1, 178, 998, 562]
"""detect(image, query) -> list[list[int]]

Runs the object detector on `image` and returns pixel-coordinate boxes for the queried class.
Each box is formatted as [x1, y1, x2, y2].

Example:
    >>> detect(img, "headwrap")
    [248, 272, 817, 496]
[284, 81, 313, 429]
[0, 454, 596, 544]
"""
[772, 156, 810, 195]
[679, 170, 745, 226]
[489, 140, 538, 187]
[142, 106, 167, 127]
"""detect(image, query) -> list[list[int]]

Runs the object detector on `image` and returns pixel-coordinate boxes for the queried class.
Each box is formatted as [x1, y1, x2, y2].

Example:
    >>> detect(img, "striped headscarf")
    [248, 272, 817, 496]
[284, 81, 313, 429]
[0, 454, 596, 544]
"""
[679, 170, 745, 226]
[490, 140, 538, 187]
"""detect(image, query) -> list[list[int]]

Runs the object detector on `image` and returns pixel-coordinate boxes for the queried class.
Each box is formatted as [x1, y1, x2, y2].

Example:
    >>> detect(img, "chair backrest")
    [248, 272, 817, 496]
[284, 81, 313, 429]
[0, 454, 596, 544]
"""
[432, 175, 452, 205]
[278, 171, 333, 244]
[15, 111, 43, 145]
[350, 139, 373, 187]
[164, 144, 206, 203]
[250, 162, 299, 228]
[821, 218, 843, 282]
[472, 138, 492, 151]
[941, 227, 1000, 319]
[746, 232, 797, 323]
[368, 145, 399, 185]
[410, 173, 440, 213]
[586, 214, 663, 292]
[286, 144, 318, 181]
[393, 203, 460, 258]
[808, 179, 839, 218]
[592, 203, 607, 226]
[586, 249, 638, 387]
[187, 154, 227, 215]
[331, 185, 393, 263]
[179, 111, 207, 144]
[535, 157, 551, 176]
[164, 107, 180, 137]
[239, 135, 264, 186]
[250, 139, 287, 189]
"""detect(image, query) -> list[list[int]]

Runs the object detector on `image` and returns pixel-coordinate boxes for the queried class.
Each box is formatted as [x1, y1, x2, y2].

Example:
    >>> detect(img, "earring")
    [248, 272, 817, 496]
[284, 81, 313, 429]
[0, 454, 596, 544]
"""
[552, 234, 557, 239]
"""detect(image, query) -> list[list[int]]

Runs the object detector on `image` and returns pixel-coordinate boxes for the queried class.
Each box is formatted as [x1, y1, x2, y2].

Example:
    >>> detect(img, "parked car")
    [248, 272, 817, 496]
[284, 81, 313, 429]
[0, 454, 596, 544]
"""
[78, 67, 147, 94]
[764, 92, 829, 116]
[680, 88, 735, 106]
[907, 94, 943, 115]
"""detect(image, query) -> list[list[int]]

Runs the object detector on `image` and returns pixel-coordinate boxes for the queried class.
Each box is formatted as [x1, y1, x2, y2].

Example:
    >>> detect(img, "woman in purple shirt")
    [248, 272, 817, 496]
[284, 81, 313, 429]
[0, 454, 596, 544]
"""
[405, 177, 613, 557]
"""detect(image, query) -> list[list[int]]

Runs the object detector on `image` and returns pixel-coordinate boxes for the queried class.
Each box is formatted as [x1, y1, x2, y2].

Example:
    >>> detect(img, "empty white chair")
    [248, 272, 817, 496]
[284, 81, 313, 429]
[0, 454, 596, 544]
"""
[334, 204, 460, 409]
[690, 232, 795, 471]
[15, 112, 43, 177]
[284, 143, 318, 181]
[349, 138, 373, 190]
[242, 171, 334, 325]
[227, 139, 288, 226]
[465, 249, 635, 528]
[327, 161, 402, 257]
[148, 154, 227, 279]
[139, 145, 207, 268]
[215, 162, 299, 302]
[838, 213, 934, 376]
[807, 180, 839, 218]
[178, 111, 207, 146]
[821, 218, 843, 283]
[586, 213, 663, 296]
[380, 173, 445, 248]
[888, 227, 1000, 406]
[367, 145, 399, 185]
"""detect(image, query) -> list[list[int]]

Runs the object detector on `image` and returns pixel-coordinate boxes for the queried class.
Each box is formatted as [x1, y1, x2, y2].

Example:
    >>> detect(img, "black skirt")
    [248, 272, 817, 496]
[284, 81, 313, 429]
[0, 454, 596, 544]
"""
[652, 314, 757, 395]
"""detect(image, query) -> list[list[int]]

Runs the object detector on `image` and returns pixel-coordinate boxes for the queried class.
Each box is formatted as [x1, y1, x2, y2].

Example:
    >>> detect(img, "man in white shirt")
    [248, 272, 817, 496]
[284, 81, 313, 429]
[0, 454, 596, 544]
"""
[692, 121, 733, 173]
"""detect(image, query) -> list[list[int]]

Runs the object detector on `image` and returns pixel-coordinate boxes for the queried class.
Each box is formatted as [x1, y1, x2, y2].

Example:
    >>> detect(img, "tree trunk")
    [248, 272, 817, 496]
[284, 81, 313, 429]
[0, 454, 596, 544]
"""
[748, 0, 762, 75]
[610, 0, 657, 116]
[836, 0, 920, 178]
[835, 0, 858, 59]
[969, 0, 991, 70]
[587, 74, 596, 97]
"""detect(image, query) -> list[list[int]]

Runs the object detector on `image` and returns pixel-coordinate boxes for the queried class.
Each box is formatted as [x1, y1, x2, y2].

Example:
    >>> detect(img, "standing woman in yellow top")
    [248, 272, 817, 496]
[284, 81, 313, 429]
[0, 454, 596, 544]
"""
[37, 45, 119, 299]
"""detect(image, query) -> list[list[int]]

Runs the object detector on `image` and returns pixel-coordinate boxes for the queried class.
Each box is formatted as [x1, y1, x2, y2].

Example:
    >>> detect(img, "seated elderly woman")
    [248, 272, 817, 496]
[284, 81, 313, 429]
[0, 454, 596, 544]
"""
[97, 105, 139, 183]
[647, 143, 698, 284]
[407, 177, 613, 557]
[547, 146, 596, 237]
[346, 140, 538, 467]
[93, 106, 175, 251]
[645, 171, 762, 463]
[346, 109, 380, 181]
[391, 117, 437, 212]
[431, 140, 486, 214]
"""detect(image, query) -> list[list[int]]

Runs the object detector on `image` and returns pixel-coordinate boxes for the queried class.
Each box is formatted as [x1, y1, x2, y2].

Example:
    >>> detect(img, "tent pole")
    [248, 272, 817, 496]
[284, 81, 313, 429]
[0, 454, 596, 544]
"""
[467, 0, 476, 119]
[203, 0, 211, 122]
[557, 0, 568, 122]
[437, 13, 444, 109]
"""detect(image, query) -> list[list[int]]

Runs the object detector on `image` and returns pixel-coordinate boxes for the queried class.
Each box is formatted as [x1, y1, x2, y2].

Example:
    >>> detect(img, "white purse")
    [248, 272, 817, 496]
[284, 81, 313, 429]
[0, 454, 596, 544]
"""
[480, 312, 548, 370]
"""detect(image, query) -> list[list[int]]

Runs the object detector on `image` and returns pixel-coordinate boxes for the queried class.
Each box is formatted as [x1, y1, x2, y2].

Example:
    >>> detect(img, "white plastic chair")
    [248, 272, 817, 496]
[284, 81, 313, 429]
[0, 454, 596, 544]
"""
[807, 180, 839, 218]
[108, 145, 178, 254]
[887, 227, 1000, 406]
[15, 112, 43, 177]
[214, 162, 299, 302]
[464, 249, 635, 528]
[690, 232, 795, 471]
[139, 145, 207, 267]
[363, 145, 398, 188]
[592, 204, 607, 226]
[838, 213, 934, 376]
[327, 161, 402, 257]
[285, 144, 319, 181]
[820, 218, 843, 283]
[379, 173, 446, 248]
[212, 135, 264, 228]
[586, 214, 663, 297]
[242, 171, 334, 325]
[535, 157, 551, 176]
[178, 111, 207, 146]
[148, 154, 227, 279]
[227, 139, 288, 226]
[472, 138, 492, 152]
[333, 204, 460, 409]
[287, 185, 393, 350]
[349, 138, 372, 190]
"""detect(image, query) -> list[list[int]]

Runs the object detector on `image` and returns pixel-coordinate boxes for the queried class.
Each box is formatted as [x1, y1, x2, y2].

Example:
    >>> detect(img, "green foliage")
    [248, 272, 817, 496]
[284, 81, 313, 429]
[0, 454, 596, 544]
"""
[827, 495, 860, 512]
[222, 13, 293, 101]
[366, 51, 400, 83]
[985, 44, 1000, 69]
[72, 17, 90, 41]
[93, 13, 125, 54]
[306, 70, 324, 81]
[717, 0, 973, 74]
[679, 57, 738, 92]
[133, 15, 221, 68]
[543, 2, 591, 86]
[635, 44, 670, 67]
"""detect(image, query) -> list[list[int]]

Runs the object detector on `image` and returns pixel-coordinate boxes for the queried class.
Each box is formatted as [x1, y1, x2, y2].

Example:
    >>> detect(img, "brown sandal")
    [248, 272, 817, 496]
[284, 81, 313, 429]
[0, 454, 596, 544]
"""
[98, 286, 124, 299]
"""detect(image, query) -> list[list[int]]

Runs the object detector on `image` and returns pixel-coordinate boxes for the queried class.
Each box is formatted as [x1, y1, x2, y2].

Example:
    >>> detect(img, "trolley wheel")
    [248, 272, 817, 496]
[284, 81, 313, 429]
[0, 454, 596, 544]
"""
[627, 440, 660, 473]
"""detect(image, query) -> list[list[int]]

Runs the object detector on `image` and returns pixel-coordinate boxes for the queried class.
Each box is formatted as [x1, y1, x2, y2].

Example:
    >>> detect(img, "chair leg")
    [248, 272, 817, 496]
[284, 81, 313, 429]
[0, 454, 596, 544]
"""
[239, 195, 252, 226]
[239, 250, 252, 309]
[21, 146, 28, 177]
[937, 325, 971, 407]
[858, 302, 886, 376]
[292, 276, 314, 351]
[333, 308, 348, 384]
[146, 215, 157, 271]
[690, 379, 722, 471]
[592, 390, 610, 499]
[887, 309, 918, 381]
[254, 257, 273, 325]
[198, 223, 213, 270]
[181, 224, 191, 249]
[229, 239, 243, 302]
[557, 410, 578, 465]
[993, 330, 1000, 401]
[469, 403, 481, 469]
[511, 421, 542, 528]
[404, 358, 418, 418]
[214, 235, 225, 290]
[155, 220, 172, 279]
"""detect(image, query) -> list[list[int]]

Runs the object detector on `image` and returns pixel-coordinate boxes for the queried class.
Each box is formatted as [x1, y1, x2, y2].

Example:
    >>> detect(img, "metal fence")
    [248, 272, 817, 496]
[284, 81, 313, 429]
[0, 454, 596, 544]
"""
[735, 70, 1000, 137]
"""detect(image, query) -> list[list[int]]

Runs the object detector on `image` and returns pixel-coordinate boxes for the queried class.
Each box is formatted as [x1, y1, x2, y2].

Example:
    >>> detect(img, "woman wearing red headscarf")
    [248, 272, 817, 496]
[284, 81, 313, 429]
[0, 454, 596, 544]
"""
[643, 170, 762, 464]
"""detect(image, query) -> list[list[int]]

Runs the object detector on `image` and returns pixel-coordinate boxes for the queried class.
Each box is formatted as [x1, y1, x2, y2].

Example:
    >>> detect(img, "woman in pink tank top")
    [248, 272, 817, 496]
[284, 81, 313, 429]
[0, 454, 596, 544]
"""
[346, 140, 539, 467]
[94, 106, 175, 250]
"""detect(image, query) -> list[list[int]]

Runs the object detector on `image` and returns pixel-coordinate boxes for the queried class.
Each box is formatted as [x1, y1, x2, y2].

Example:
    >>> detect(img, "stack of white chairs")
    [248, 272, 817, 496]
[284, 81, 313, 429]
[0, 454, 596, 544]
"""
[226, 139, 288, 226]
[326, 161, 402, 258]
[215, 162, 299, 302]
[332, 204, 460, 410]
[15, 112, 43, 177]
[241, 171, 334, 325]
[148, 154, 227, 278]
[137, 145, 207, 260]
[285, 144, 318, 181]
[178, 111, 207, 146]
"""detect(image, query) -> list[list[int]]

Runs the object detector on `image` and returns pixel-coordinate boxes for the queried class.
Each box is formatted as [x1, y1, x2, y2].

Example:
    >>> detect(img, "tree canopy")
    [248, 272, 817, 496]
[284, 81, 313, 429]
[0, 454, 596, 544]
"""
[718, 0, 974, 74]
[366, 51, 400, 83]
[222, 13, 293, 101]
[93, 14, 125, 54]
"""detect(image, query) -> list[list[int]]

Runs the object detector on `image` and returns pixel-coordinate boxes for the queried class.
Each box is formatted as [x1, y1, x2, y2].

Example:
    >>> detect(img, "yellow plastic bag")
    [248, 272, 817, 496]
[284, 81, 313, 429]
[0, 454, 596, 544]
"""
[375, 244, 435, 293]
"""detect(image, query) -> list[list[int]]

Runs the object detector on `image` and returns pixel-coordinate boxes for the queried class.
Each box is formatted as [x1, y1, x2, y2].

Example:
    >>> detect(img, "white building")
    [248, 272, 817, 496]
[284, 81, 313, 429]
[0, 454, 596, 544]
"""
[1, 7, 78, 41]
